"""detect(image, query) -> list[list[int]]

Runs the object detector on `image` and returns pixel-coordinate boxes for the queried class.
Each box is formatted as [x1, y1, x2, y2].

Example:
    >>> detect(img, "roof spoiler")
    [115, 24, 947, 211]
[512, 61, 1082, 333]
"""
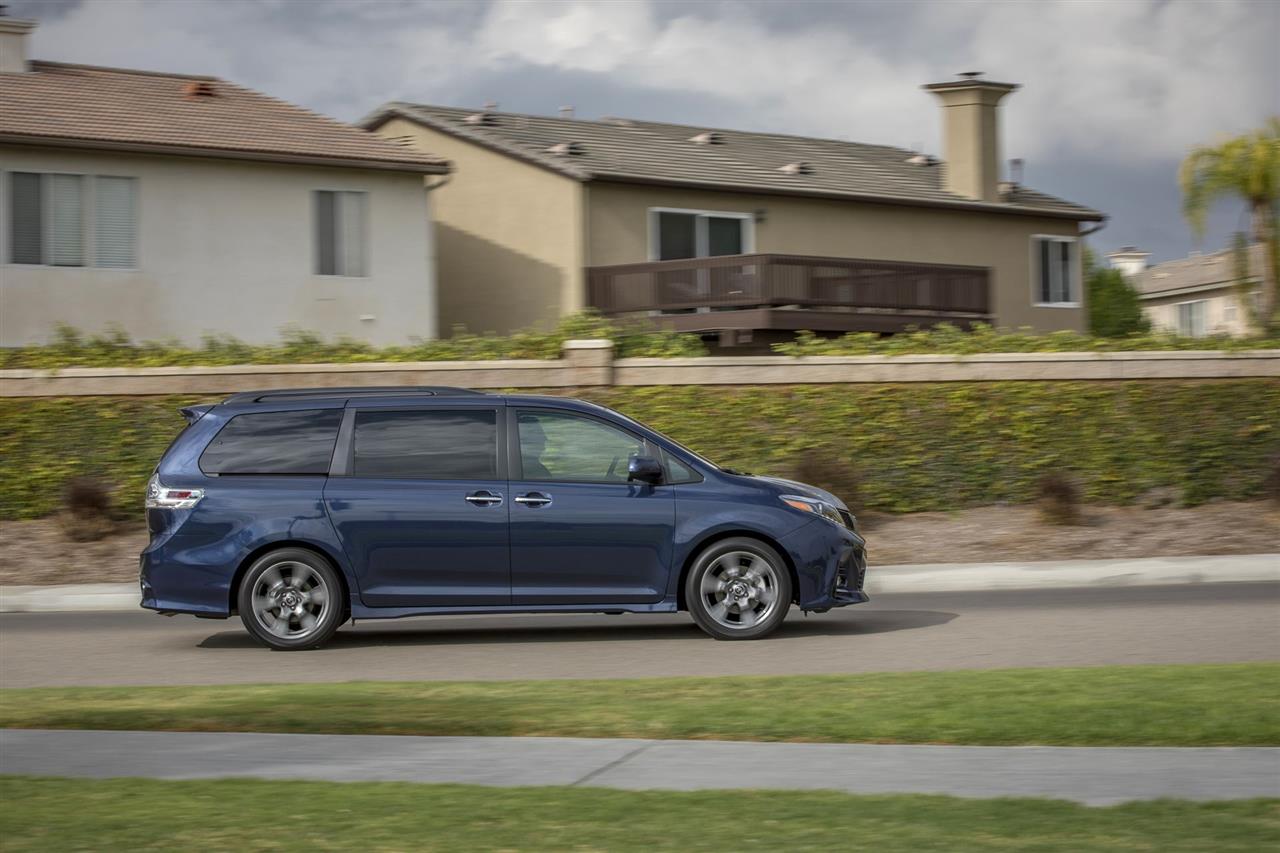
[179, 404, 214, 425]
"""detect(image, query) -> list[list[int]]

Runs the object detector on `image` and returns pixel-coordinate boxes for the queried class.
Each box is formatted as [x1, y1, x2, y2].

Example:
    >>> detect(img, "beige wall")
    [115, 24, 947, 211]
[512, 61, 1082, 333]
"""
[0, 145, 434, 346]
[586, 182, 1086, 331]
[1142, 287, 1255, 337]
[374, 118, 585, 336]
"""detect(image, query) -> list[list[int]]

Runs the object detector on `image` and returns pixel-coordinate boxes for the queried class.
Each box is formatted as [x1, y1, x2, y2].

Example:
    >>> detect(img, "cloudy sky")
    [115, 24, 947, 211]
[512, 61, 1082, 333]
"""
[11, 0, 1279, 263]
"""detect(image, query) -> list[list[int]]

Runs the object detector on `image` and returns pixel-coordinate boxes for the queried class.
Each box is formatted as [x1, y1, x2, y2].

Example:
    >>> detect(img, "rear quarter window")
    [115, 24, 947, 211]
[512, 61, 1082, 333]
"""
[199, 409, 343, 475]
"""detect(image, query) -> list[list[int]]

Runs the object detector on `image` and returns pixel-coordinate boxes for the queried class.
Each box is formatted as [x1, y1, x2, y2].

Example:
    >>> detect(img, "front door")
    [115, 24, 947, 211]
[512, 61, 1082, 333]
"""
[324, 404, 510, 607]
[508, 408, 675, 604]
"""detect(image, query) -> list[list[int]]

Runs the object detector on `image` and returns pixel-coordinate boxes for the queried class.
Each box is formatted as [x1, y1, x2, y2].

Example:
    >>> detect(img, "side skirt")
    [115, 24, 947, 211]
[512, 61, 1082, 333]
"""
[349, 597, 681, 621]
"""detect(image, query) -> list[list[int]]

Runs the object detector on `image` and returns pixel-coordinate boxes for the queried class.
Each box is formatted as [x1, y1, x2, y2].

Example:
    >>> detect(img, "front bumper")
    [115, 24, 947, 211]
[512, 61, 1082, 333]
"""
[778, 518, 869, 611]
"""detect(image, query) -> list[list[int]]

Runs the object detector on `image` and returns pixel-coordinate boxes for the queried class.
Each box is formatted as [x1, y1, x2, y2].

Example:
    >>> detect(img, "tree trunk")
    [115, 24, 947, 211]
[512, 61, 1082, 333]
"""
[1250, 200, 1279, 336]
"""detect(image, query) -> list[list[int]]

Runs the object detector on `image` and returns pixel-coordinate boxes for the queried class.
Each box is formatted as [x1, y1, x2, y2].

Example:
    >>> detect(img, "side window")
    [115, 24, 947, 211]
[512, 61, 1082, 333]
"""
[200, 409, 343, 475]
[661, 449, 701, 484]
[518, 411, 644, 483]
[1032, 235, 1078, 305]
[314, 190, 368, 277]
[352, 409, 497, 479]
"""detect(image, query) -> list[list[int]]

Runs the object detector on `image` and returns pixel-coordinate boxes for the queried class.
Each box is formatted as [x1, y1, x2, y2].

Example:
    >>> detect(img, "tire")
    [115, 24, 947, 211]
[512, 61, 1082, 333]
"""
[685, 537, 793, 640]
[237, 548, 346, 650]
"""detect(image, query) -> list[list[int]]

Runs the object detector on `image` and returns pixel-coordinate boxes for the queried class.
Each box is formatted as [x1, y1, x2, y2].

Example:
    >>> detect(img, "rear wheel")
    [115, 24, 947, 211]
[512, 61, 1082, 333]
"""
[685, 537, 792, 640]
[237, 548, 345, 650]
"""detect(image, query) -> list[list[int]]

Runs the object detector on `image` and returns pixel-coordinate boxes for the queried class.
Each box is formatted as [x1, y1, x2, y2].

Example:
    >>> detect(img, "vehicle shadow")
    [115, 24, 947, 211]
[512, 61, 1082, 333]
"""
[197, 609, 957, 650]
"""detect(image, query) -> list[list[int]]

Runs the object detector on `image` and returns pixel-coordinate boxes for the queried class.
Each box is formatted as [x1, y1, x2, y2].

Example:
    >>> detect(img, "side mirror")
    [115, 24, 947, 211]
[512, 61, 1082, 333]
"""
[627, 455, 664, 485]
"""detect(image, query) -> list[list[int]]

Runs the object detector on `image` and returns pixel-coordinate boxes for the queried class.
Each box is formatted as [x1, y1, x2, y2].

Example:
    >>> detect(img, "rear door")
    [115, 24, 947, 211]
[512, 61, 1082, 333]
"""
[323, 401, 510, 607]
[507, 407, 675, 604]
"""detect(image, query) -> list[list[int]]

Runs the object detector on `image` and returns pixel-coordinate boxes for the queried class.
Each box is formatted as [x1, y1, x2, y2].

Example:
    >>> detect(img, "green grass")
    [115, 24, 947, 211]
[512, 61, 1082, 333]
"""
[1, 777, 1276, 852]
[2, 664, 1277, 747]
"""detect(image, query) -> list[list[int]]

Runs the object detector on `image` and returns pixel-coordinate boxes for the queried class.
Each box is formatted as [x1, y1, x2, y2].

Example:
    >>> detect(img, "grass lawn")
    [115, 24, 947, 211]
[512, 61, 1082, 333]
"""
[1, 776, 1276, 852]
[1, 663, 1276, 746]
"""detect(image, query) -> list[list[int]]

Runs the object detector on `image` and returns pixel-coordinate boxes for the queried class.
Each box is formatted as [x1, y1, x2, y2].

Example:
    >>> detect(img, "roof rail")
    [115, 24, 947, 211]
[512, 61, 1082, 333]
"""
[221, 386, 486, 404]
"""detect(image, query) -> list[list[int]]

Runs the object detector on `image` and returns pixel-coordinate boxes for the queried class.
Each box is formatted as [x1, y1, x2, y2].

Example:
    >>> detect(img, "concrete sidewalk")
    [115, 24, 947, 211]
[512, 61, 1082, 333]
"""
[2, 729, 1277, 805]
[2, 553, 1276, 613]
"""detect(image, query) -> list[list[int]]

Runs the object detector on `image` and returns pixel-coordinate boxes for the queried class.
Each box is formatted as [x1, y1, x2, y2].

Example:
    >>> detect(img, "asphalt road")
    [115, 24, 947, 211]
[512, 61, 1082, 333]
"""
[5, 730, 1278, 804]
[2, 583, 1276, 688]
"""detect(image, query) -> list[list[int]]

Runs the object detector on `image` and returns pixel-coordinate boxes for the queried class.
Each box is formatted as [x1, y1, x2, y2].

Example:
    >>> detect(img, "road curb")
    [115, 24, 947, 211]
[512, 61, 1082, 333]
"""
[2, 553, 1276, 613]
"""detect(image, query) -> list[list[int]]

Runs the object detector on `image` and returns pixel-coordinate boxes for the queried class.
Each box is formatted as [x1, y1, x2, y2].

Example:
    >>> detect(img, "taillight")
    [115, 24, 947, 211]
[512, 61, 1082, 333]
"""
[145, 474, 204, 509]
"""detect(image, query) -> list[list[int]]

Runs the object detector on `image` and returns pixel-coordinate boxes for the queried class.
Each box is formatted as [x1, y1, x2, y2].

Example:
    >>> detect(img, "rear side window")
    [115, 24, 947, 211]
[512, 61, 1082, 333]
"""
[199, 409, 343, 475]
[352, 409, 497, 479]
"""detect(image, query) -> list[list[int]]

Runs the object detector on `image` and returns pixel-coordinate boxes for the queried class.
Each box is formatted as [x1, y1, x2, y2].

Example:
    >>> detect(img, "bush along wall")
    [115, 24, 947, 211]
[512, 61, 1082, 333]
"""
[1, 380, 1277, 520]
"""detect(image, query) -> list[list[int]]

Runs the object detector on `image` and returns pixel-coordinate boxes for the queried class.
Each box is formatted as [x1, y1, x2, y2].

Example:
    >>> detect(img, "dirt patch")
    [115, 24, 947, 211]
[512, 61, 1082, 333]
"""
[862, 501, 1280, 566]
[1, 501, 1277, 586]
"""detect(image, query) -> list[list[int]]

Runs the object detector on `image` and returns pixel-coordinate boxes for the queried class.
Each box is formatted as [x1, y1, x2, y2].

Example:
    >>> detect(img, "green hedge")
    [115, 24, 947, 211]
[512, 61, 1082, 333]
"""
[0, 313, 706, 370]
[772, 323, 1280, 356]
[5, 317, 1277, 371]
[3, 380, 1276, 520]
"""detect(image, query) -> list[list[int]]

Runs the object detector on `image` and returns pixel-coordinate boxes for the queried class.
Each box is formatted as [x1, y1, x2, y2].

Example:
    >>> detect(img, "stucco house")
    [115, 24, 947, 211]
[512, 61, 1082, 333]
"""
[363, 75, 1103, 347]
[0, 18, 449, 347]
[1111, 244, 1265, 337]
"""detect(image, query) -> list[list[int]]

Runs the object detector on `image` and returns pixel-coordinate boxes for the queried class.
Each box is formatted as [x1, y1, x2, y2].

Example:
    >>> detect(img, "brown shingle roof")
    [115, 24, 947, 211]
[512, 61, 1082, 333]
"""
[364, 103, 1102, 220]
[1133, 244, 1267, 297]
[0, 61, 448, 173]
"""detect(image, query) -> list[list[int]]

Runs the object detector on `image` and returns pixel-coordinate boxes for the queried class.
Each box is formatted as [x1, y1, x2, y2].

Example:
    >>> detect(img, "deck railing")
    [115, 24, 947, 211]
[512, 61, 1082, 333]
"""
[586, 253, 991, 318]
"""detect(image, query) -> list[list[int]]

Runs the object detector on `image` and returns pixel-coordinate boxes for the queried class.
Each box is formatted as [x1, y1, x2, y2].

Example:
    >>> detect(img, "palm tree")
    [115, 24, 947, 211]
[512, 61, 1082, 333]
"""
[1179, 118, 1279, 334]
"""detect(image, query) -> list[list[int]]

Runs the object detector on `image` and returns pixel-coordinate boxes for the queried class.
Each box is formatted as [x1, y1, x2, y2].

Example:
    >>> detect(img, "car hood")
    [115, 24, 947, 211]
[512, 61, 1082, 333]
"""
[746, 475, 848, 511]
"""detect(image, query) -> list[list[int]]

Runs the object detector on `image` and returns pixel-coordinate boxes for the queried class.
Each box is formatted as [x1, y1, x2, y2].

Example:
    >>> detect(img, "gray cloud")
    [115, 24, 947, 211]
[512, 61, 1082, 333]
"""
[10, 0, 1279, 262]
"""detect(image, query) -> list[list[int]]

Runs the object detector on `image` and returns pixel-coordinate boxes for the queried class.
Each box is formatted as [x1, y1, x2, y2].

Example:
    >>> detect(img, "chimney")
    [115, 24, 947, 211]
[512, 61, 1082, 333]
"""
[1106, 246, 1150, 278]
[923, 72, 1019, 202]
[0, 16, 35, 73]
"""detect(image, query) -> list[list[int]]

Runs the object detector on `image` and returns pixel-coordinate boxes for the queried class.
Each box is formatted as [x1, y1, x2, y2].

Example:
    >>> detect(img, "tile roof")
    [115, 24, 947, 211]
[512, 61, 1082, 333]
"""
[365, 103, 1102, 220]
[0, 61, 448, 173]
[1133, 243, 1267, 296]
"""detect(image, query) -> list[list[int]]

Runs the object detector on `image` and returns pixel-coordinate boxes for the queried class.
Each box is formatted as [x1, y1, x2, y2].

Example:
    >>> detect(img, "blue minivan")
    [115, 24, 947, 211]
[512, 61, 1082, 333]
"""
[142, 387, 868, 650]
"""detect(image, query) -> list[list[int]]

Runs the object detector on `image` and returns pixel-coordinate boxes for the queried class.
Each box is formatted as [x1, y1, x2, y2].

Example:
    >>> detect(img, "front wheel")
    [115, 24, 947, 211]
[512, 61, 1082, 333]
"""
[686, 537, 792, 640]
[237, 548, 345, 650]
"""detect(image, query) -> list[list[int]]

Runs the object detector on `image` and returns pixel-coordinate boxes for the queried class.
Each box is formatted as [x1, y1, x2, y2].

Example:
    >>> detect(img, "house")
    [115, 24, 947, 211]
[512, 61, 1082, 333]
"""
[362, 75, 1104, 347]
[1111, 244, 1265, 337]
[0, 18, 450, 347]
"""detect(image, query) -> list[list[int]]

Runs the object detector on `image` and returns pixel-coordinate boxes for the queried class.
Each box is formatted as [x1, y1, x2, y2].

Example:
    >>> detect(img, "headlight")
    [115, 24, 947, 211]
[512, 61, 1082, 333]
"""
[780, 494, 846, 527]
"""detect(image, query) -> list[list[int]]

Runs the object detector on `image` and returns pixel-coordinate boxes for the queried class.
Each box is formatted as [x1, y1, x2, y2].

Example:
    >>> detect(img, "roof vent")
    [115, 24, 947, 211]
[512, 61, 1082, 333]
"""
[906, 153, 938, 166]
[778, 161, 814, 176]
[689, 131, 725, 145]
[182, 80, 217, 98]
[463, 112, 498, 126]
[547, 141, 585, 156]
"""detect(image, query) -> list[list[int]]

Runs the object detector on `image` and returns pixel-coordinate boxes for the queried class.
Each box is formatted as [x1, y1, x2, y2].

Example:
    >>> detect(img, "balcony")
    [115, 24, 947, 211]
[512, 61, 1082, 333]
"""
[586, 253, 992, 334]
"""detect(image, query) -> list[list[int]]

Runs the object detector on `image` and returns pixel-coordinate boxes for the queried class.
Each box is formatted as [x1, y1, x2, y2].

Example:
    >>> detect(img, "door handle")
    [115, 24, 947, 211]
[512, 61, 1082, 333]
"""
[514, 492, 552, 508]
[465, 490, 503, 507]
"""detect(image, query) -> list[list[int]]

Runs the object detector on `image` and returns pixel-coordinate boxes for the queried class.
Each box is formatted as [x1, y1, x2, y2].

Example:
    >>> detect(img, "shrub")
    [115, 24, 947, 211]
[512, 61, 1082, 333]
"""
[1035, 472, 1083, 525]
[57, 477, 119, 541]
[789, 449, 862, 512]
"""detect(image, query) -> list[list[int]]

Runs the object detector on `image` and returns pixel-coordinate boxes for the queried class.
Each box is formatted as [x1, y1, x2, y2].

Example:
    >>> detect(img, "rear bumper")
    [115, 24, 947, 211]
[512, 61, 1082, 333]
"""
[138, 534, 235, 617]
[779, 519, 869, 611]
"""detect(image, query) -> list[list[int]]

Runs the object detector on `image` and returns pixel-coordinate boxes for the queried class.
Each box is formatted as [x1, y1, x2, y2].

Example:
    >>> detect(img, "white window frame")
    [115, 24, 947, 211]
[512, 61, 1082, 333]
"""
[1175, 299, 1208, 338]
[1030, 234, 1080, 308]
[313, 188, 370, 278]
[646, 207, 755, 261]
[2, 170, 139, 271]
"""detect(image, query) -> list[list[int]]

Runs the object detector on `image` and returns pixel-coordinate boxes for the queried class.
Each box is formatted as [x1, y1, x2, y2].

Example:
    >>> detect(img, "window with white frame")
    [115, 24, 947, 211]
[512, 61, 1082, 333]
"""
[1176, 300, 1207, 338]
[314, 190, 368, 277]
[1031, 235, 1078, 305]
[6, 172, 137, 268]
[649, 208, 751, 260]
